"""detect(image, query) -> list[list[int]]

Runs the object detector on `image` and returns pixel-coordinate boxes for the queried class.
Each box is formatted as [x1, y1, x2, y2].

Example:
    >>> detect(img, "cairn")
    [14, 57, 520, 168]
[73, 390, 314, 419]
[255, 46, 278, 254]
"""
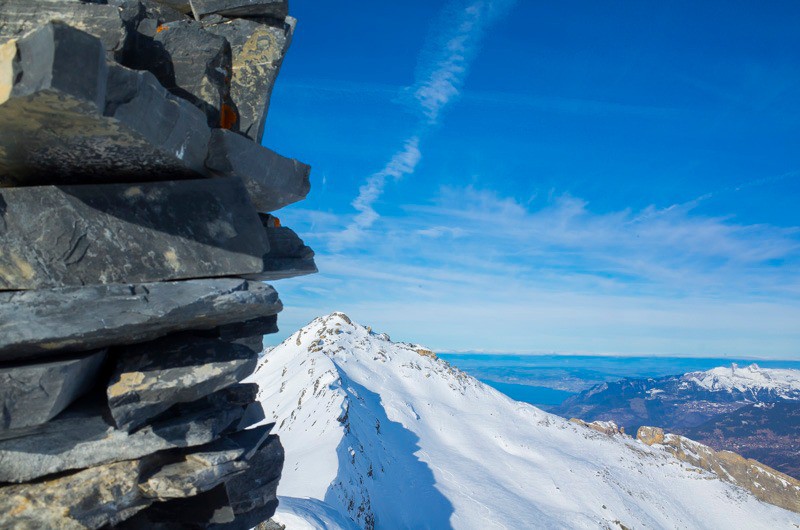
[0, 1, 315, 528]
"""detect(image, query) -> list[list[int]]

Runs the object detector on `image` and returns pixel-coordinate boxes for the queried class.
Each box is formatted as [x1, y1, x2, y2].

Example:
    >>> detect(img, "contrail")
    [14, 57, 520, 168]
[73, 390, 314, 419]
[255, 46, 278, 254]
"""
[333, 0, 517, 249]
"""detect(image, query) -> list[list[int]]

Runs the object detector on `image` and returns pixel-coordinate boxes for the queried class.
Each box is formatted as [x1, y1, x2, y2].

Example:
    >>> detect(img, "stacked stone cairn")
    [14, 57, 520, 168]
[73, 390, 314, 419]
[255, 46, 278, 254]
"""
[0, 1, 316, 527]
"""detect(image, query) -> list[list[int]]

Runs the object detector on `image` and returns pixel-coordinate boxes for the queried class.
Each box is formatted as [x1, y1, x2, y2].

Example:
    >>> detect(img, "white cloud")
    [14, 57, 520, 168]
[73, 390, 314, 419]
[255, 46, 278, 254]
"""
[276, 185, 800, 358]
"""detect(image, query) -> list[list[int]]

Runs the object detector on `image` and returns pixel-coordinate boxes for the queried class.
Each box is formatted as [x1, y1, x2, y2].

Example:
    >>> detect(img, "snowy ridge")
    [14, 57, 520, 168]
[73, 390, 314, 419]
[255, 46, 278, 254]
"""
[682, 363, 800, 399]
[249, 313, 800, 529]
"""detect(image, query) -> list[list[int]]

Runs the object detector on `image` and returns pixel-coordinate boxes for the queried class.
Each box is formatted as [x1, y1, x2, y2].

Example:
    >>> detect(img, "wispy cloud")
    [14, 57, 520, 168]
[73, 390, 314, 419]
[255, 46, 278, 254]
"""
[333, 0, 517, 248]
[277, 185, 800, 358]
[333, 136, 421, 249]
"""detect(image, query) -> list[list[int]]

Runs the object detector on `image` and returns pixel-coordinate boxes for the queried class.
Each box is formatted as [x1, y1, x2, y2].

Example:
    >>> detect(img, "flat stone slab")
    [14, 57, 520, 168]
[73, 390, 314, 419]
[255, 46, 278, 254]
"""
[191, 0, 288, 20]
[215, 434, 283, 527]
[0, 387, 248, 482]
[0, 22, 213, 186]
[126, 483, 236, 527]
[0, 0, 130, 60]
[244, 215, 317, 281]
[0, 458, 151, 529]
[191, 315, 278, 355]
[141, 443, 249, 500]
[148, 0, 193, 15]
[130, 19, 232, 128]
[0, 350, 106, 432]
[0, 278, 282, 362]
[140, 423, 273, 501]
[206, 129, 310, 212]
[0, 177, 270, 290]
[108, 336, 258, 431]
[203, 16, 293, 142]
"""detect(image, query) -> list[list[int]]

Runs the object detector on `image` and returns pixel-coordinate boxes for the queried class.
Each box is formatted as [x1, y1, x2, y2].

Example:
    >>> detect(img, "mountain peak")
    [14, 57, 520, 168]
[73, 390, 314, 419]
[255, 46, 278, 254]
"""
[251, 317, 800, 529]
[684, 364, 800, 396]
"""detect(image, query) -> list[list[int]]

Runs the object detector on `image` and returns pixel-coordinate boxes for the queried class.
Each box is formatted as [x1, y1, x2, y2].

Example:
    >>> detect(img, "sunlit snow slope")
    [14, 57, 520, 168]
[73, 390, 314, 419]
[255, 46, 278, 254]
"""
[248, 313, 800, 529]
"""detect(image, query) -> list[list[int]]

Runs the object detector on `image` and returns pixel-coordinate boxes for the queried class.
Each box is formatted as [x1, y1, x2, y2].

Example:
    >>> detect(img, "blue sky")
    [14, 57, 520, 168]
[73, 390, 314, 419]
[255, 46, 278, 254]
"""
[262, 0, 800, 359]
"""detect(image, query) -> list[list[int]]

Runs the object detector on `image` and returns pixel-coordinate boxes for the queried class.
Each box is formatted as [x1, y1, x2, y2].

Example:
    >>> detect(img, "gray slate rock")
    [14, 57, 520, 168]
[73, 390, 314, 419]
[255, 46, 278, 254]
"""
[225, 316, 277, 354]
[210, 435, 283, 529]
[108, 336, 258, 431]
[0, 279, 282, 361]
[190, 0, 287, 20]
[119, 484, 236, 527]
[140, 442, 249, 500]
[105, 63, 212, 176]
[217, 316, 279, 342]
[140, 423, 273, 500]
[0, 387, 247, 482]
[211, 497, 280, 530]
[130, 19, 233, 127]
[223, 434, 283, 514]
[138, 0, 190, 23]
[204, 16, 293, 141]
[192, 315, 278, 355]
[243, 215, 317, 281]
[0, 0, 130, 60]
[0, 23, 213, 186]
[144, 0, 193, 15]
[206, 129, 310, 212]
[0, 458, 151, 529]
[0, 350, 106, 432]
[0, 177, 270, 290]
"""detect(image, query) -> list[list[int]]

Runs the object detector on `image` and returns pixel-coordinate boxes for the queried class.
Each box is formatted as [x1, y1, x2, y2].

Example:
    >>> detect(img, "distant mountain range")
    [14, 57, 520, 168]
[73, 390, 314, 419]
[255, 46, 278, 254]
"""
[552, 363, 800, 478]
[249, 315, 800, 528]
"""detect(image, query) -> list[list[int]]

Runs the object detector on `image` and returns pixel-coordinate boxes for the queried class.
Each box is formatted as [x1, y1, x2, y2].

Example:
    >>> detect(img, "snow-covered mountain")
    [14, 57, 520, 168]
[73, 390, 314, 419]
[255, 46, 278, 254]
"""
[683, 364, 800, 399]
[553, 363, 800, 478]
[249, 313, 800, 529]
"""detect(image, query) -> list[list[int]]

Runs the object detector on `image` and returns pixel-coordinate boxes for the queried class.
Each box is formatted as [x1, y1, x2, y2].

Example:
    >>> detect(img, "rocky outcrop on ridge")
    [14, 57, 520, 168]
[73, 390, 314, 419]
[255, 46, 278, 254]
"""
[635, 426, 800, 514]
[0, 1, 314, 528]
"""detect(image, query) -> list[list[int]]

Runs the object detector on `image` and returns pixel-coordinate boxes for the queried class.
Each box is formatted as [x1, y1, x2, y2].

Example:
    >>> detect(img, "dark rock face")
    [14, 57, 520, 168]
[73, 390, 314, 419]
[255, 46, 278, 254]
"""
[0, 23, 212, 186]
[0, 2, 310, 527]
[203, 16, 292, 141]
[108, 336, 258, 431]
[133, 19, 233, 127]
[191, 0, 288, 20]
[207, 129, 310, 212]
[0, 178, 269, 289]
[0, 350, 106, 431]
[0, 459, 153, 529]
[105, 63, 212, 175]
[0, 279, 281, 361]
[222, 433, 283, 514]
[246, 215, 318, 280]
[0, 387, 248, 482]
[0, 0, 130, 60]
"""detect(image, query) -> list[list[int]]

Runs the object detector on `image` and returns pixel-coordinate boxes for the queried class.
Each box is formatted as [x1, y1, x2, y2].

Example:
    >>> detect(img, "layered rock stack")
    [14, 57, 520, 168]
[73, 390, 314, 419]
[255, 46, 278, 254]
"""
[0, 1, 315, 527]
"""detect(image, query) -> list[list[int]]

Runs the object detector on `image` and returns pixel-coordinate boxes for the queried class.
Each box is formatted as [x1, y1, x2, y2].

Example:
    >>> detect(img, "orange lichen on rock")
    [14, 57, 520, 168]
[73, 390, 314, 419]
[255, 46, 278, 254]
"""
[220, 103, 237, 129]
[156, 25, 169, 33]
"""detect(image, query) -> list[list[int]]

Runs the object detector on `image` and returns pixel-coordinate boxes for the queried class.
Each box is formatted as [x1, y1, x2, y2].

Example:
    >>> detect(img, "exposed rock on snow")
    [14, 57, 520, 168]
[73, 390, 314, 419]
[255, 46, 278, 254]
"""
[636, 427, 800, 514]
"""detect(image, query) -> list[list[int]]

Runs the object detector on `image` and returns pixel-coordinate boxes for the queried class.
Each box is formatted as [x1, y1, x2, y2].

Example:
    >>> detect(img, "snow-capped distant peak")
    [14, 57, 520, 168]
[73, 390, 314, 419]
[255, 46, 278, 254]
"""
[250, 314, 800, 529]
[683, 363, 800, 398]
